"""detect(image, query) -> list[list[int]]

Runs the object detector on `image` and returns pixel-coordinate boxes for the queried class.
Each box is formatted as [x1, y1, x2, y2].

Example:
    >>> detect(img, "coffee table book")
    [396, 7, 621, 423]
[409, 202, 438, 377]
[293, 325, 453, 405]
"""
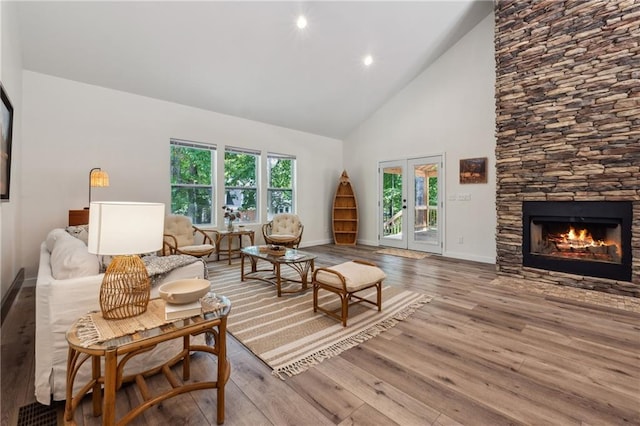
[165, 300, 202, 320]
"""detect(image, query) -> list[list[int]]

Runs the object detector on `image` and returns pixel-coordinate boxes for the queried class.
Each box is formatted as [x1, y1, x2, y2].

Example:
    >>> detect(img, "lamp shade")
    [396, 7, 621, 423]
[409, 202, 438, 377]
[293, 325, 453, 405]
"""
[88, 201, 165, 255]
[90, 169, 110, 187]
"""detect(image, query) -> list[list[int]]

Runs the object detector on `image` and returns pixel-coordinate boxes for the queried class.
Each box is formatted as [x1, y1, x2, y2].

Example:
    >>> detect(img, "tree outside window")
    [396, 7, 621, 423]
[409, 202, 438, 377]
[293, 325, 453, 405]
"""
[170, 140, 215, 225]
[224, 149, 258, 223]
[267, 154, 295, 220]
[382, 171, 402, 223]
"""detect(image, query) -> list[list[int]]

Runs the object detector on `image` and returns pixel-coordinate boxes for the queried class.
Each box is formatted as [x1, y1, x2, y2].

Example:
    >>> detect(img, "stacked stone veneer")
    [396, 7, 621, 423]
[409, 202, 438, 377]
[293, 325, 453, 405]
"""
[494, 0, 640, 297]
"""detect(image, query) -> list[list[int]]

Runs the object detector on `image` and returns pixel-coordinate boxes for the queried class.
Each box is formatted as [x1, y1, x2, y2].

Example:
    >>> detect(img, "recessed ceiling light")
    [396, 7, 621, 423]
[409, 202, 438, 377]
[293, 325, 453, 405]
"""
[296, 15, 307, 29]
[363, 55, 373, 67]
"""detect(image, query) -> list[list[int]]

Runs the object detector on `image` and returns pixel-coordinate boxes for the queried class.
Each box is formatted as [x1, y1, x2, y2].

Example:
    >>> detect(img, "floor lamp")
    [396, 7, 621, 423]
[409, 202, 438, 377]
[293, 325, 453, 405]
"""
[86, 168, 110, 209]
[88, 201, 165, 319]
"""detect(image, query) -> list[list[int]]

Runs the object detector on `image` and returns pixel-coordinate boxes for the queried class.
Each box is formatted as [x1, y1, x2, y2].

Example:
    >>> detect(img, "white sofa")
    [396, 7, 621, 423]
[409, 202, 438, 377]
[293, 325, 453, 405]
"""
[35, 228, 208, 404]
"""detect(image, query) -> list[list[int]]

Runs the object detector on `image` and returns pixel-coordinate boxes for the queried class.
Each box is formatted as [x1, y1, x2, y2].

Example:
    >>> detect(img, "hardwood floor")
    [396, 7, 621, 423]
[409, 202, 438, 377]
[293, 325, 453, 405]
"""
[2, 244, 639, 425]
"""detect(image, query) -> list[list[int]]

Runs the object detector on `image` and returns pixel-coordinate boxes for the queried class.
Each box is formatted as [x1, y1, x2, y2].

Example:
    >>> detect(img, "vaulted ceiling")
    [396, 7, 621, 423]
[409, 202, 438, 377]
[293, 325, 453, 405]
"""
[17, 1, 493, 139]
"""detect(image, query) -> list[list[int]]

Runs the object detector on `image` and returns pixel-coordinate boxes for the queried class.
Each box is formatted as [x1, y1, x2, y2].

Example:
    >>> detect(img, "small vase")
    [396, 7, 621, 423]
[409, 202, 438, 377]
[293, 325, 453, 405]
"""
[227, 221, 234, 231]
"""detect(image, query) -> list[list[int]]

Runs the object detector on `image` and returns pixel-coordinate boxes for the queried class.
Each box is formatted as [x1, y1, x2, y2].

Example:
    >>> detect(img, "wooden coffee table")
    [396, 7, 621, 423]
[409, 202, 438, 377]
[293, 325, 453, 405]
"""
[240, 246, 316, 297]
[64, 296, 231, 425]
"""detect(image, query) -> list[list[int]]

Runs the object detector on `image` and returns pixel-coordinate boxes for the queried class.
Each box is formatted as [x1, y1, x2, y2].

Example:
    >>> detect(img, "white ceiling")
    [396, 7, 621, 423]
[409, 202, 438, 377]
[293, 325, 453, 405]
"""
[17, 1, 493, 139]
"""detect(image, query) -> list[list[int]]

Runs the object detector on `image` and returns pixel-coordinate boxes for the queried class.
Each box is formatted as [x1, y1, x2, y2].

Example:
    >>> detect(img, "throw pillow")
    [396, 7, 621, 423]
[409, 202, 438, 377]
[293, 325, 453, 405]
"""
[51, 236, 100, 279]
[45, 228, 70, 253]
[65, 225, 89, 245]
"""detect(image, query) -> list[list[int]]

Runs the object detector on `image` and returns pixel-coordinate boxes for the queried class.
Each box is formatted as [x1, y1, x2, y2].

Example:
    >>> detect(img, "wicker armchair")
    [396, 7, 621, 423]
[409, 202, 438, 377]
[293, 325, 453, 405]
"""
[262, 213, 304, 248]
[163, 215, 218, 258]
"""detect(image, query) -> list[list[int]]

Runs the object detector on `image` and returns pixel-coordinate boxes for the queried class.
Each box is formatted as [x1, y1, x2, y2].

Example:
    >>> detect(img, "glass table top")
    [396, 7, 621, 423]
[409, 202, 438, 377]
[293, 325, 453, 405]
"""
[66, 294, 231, 351]
[241, 245, 316, 263]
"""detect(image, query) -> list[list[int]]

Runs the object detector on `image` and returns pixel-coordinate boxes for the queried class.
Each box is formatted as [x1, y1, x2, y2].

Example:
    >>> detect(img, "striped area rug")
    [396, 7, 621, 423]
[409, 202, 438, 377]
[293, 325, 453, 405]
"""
[208, 262, 432, 379]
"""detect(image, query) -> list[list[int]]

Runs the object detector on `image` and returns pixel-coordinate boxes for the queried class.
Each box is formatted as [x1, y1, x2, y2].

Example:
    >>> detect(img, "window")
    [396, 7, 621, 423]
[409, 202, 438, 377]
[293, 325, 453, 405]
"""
[267, 153, 295, 220]
[170, 139, 216, 225]
[224, 147, 259, 223]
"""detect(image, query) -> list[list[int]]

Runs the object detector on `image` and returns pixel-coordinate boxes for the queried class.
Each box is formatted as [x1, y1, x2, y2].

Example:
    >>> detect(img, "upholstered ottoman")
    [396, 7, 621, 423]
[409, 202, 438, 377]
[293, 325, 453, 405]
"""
[312, 259, 386, 327]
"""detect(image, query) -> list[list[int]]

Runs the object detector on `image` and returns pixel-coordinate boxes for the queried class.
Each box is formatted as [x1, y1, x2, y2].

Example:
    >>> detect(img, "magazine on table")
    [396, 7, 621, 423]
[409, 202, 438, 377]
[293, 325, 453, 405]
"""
[282, 253, 304, 260]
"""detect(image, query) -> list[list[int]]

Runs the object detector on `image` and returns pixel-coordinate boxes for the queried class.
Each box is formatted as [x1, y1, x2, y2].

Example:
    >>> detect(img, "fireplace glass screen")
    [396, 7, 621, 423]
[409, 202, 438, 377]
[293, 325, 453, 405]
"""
[530, 220, 622, 264]
[522, 201, 632, 281]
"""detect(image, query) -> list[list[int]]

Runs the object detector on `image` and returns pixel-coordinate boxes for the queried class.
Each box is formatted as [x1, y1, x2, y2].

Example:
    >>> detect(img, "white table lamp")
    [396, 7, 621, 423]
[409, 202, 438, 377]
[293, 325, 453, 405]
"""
[88, 201, 165, 319]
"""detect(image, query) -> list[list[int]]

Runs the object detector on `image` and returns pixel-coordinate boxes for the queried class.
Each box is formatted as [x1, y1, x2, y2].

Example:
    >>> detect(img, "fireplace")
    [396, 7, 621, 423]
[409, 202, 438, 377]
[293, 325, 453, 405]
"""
[522, 201, 632, 281]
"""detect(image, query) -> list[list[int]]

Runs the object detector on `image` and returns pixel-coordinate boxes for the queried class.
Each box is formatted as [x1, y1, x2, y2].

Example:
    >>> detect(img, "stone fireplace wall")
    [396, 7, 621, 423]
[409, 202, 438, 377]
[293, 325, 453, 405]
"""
[494, 0, 639, 296]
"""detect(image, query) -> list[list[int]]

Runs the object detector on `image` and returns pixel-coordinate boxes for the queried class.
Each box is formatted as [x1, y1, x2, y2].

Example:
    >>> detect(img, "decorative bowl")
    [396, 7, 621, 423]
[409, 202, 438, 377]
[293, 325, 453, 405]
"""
[266, 245, 287, 256]
[158, 279, 211, 304]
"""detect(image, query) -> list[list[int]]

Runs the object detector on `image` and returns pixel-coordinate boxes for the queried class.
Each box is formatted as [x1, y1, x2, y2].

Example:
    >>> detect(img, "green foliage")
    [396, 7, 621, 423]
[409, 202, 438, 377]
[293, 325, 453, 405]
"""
[170, 146, 213, 224]
[171, 187, 212, 225]
[428, 177, 438, 205]
[268, 158, 293, 214]
[224, 151, 257, 210]
[382, 172, 402, 220]
[170, 146, 296, 224]
[224, 152, 256, 186]
[269, 158, 292, 188]
[171, 146, 211, 184]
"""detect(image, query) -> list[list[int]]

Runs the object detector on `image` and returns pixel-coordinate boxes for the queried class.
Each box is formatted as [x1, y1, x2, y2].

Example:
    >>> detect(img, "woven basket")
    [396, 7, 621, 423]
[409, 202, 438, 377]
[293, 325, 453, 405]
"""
[266, 246, 287, 256]
[99, 255, 151, 319]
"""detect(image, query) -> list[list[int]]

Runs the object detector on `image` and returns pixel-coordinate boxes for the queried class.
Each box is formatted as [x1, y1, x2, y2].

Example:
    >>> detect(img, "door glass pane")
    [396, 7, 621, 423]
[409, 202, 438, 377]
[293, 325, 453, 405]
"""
[413, 163, 438, 244]
[382, 167, 403, 239]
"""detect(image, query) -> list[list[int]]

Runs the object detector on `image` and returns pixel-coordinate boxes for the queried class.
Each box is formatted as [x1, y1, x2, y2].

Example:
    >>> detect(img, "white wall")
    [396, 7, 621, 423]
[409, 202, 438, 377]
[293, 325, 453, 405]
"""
[20, 71, 342, 280]
[1, 0, 24, 301]
[18, 11, 496, 286]
[343, 13, 496, 263]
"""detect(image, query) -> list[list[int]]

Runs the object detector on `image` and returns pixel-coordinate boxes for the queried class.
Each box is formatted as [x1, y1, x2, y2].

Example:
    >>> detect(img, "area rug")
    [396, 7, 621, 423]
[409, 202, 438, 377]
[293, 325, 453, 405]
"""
[376, 247, 429, 259]
[210, 266, 432, 379]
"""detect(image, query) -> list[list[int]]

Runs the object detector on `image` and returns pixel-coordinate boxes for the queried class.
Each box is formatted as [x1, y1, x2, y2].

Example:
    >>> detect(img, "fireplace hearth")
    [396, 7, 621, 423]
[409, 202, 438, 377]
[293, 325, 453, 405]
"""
[523, 201, 632, 282]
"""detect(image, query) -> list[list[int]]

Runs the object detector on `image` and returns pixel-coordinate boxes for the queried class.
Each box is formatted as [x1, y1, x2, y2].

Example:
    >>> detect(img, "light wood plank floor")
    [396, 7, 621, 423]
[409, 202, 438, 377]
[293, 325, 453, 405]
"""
[2, 244, 639, 425]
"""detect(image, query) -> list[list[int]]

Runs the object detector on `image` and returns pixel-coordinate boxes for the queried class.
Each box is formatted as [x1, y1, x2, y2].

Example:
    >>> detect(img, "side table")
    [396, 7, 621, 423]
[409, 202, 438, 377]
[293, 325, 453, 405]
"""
[216, 229, 255, 264]
[68, 209, 90, 226]
[64, 296, 231, 425]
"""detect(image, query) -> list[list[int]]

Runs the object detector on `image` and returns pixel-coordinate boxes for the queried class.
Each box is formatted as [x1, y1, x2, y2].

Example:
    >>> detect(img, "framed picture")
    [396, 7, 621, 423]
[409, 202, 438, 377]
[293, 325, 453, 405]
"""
[1, 83, 13, 201]
[459, 157, 487, 184]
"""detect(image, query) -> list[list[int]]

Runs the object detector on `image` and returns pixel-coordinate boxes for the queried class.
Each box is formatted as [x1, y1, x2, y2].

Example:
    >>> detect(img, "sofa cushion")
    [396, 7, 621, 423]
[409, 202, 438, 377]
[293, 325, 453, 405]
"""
[45, 229, 70, 253]
[164, 215, 195, 247]
[315, 261, 386, 292]
[51, 235, 100, 279]
[179, 244, 215, 255]
[264, 234, 296, 242]
[271, 213, 301, 235]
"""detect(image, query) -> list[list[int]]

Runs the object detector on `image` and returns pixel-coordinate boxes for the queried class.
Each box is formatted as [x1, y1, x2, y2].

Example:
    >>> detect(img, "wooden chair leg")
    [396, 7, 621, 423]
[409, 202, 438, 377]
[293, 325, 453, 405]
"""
[377, 281, 382, 311]
[341, 293, 348, 327]
[313, 284, 319, 312]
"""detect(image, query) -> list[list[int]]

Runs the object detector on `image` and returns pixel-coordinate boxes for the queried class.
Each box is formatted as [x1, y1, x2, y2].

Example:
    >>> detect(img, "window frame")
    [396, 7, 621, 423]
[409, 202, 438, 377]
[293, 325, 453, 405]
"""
[223, 146, 260, 224]
[169, 139, 217, 226]
[266, 152, 296, 221]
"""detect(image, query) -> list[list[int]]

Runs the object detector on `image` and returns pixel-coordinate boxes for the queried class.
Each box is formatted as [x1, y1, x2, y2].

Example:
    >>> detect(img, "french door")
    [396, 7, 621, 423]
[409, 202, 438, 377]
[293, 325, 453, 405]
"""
[379, 156, 443, 254]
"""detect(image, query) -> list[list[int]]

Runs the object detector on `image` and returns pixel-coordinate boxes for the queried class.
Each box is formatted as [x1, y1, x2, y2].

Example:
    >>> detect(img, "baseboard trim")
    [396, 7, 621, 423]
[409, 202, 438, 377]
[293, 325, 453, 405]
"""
[1, 267, 25, 326]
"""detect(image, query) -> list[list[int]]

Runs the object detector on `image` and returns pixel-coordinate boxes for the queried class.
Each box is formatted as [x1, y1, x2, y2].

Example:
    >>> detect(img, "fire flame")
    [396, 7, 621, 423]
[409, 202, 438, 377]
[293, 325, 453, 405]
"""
[560, 226, 604, 247]
[561, 226, 604, 248]
[542, 224, 622, 263]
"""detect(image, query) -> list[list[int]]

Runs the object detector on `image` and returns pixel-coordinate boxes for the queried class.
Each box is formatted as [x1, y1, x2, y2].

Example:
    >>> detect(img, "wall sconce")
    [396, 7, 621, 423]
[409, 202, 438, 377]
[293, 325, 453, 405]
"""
[86, 167, 110, 209]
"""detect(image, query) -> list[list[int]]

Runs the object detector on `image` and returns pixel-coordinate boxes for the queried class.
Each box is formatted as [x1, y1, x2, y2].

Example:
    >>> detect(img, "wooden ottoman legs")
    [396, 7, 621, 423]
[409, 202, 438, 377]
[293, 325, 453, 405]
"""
[312, 260, 386, 327]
